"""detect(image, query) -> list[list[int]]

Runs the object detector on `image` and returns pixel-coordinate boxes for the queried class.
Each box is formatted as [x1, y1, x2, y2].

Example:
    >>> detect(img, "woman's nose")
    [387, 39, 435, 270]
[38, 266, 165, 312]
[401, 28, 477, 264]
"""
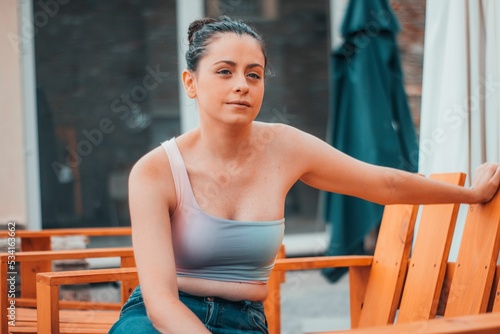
[234, 75, 249, 94]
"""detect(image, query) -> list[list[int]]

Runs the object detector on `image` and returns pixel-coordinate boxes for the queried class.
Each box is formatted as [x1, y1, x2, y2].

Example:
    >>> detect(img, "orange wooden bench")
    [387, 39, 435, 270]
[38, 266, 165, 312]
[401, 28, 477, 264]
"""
[266, 172, 500, 333]
[1, 247, 136, 334]
[0, 227, 132, 303]
[13, 173, 500, 333]
[34, 267, 138, 334]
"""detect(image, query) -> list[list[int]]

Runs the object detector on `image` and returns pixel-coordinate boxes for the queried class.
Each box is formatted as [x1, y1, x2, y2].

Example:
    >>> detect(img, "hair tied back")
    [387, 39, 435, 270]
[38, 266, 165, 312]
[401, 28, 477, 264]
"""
[188, 17, 217, 45]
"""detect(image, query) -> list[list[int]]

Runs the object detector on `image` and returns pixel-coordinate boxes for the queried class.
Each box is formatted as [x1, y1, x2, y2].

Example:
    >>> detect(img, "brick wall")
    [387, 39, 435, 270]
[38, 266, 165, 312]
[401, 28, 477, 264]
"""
[392, 0, 426, 130]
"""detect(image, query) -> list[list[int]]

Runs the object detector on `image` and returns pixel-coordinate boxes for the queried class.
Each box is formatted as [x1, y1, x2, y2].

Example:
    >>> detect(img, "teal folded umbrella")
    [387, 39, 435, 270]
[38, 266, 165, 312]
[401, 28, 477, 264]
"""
[322, 0, 418, 282]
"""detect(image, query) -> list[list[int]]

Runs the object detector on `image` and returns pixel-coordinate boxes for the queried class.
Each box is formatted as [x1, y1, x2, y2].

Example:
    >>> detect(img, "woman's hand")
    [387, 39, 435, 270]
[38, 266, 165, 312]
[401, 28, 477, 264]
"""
[471, 163, 500, 203]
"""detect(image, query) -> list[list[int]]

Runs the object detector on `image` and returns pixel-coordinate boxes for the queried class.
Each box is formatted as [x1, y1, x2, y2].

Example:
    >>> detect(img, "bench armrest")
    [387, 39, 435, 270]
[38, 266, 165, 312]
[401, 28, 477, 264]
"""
[273, 255, 373, 271]
[36, 267, 138, 334]
[0, 248, 135, 334]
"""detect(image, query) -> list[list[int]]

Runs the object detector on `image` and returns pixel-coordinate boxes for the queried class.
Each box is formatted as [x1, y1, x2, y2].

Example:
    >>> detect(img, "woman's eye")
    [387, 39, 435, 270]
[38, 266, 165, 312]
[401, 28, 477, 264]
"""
[248, 73, 261, 80]
[218, 69, 231, 75]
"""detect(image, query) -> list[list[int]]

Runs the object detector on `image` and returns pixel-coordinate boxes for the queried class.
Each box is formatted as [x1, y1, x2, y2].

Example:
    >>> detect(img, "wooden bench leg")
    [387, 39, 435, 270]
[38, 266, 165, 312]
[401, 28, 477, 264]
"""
[264, 245, 286, 334]
[37, 280, 59, 334]
[349, 266, 371, 328]
[120, 255, 138, 304]
[489, 265, 500, 312]
[21, 237, 52, 299]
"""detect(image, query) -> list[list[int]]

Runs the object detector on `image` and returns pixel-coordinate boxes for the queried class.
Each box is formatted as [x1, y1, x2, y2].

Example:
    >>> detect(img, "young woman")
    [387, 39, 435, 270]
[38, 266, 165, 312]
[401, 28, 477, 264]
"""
[109, 17, 500, 334]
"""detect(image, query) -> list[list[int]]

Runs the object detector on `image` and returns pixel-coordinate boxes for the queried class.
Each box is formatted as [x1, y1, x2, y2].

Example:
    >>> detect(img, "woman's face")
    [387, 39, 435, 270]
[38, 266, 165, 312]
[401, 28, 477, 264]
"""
[183, 33, 266, 128]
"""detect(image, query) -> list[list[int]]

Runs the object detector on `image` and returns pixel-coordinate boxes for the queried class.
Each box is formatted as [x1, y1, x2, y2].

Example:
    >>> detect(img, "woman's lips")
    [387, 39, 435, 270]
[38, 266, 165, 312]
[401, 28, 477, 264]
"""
[227, 100, 251, 107]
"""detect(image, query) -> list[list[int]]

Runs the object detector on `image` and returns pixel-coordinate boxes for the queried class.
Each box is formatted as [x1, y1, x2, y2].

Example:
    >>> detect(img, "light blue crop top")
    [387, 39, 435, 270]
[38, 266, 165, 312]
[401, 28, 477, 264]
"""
[161, 138, 285, 284]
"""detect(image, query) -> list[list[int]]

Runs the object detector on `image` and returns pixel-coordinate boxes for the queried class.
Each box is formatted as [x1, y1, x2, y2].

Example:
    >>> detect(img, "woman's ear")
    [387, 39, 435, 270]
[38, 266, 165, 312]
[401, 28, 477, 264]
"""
[182, 70, 197, 98]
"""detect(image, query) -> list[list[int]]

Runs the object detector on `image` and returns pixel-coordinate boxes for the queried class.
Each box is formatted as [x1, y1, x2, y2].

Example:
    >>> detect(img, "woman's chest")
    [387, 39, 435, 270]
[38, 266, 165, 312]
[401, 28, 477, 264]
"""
[186, 163, 287, 221]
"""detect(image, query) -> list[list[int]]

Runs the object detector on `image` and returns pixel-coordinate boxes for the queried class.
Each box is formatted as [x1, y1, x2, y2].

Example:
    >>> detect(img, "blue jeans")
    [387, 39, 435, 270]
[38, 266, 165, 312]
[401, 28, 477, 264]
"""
[109, 285, 268, 333]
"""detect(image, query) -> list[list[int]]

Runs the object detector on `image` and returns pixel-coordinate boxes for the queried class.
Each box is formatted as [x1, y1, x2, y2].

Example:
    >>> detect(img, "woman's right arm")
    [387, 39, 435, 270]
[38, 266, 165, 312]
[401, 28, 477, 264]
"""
[128, 148, 210, 333]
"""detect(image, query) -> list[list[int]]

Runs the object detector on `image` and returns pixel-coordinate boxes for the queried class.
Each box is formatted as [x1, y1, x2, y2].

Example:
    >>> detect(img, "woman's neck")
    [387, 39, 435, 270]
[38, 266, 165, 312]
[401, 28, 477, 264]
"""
[196, 122, 255, 161]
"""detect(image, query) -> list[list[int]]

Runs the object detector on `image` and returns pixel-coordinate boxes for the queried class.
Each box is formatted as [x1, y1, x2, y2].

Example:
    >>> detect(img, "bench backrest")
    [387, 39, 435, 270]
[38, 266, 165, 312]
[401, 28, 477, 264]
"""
[397, 172, 466, 322]
[356, 173, 465, 327]
[444, 187, 500, 316]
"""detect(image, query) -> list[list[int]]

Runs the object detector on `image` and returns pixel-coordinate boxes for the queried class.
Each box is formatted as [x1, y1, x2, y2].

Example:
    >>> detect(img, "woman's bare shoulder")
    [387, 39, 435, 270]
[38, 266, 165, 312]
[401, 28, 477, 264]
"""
[131, 145, 170, 179]
[128, 143, 178, 213]
[253, 122, 314, 150]
[254, 121, 305, 140]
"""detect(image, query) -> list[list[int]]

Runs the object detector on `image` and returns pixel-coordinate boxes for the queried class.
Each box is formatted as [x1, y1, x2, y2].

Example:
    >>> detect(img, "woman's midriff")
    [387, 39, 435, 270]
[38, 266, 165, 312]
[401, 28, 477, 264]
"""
[177, 276, 269, 302]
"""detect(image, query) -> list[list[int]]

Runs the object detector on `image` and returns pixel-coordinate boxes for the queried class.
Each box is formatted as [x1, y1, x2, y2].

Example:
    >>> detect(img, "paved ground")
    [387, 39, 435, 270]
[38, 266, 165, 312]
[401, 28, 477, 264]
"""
[279, 270, 351, 333]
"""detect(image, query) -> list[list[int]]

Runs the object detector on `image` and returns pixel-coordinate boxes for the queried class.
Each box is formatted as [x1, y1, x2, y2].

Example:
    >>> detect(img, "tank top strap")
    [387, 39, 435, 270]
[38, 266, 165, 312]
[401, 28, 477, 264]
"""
[160, 138, 193, 213]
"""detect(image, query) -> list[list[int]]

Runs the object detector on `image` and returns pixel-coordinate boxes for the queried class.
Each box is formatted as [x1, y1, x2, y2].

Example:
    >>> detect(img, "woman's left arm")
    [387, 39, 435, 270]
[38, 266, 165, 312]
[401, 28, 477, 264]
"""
[282, 126, 500, 205]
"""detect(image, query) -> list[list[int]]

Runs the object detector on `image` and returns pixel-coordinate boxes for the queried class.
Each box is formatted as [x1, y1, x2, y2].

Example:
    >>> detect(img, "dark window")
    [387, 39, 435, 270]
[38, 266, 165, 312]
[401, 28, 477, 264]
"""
[35, 0, 180, 228]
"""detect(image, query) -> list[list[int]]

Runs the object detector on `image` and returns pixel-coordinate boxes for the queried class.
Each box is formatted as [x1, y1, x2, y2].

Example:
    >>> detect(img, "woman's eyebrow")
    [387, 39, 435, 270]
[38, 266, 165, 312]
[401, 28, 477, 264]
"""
[213, 60, 264, 70]
[247, 63, 264, 70]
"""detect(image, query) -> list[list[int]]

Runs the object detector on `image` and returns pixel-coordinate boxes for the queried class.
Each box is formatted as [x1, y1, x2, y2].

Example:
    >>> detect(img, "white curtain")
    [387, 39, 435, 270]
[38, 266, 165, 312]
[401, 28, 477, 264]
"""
[419, 0, 500, 257]
[420, 0, 500, 177]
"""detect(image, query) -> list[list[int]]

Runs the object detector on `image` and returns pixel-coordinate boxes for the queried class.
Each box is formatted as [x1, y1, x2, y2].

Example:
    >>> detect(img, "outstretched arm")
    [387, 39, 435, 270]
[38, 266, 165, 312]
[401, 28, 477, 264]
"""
[281, 125, 500, 205]
[128, 147, 211, 333]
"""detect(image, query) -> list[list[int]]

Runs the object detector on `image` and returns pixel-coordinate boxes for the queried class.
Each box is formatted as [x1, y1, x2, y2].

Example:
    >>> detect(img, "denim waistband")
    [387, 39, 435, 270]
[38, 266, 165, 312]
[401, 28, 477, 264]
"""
[178, 290, 264, 310]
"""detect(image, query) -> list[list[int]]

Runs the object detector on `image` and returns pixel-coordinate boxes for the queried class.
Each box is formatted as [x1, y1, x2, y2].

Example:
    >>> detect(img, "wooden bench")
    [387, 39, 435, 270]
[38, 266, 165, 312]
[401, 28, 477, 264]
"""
[0, 227, 132, 302]
[2, 248, 136, 334]
[34, 267, 138, 334]
[14, 173, 500, 333]
[265, 172, 500, 333]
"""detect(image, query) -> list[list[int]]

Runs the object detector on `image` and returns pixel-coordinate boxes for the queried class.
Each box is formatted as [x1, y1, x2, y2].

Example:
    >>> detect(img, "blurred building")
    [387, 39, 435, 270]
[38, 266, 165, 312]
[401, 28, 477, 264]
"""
[1, 0, 424, 246]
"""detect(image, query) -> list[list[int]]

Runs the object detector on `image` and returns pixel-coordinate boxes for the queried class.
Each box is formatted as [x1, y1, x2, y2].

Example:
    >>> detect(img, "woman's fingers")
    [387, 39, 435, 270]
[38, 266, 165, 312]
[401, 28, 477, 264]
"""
[473, 163, 500, 203]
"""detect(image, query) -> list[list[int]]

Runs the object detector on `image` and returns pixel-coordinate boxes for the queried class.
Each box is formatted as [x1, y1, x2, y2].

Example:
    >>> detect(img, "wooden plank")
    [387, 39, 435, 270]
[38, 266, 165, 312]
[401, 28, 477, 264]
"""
[356, 203, 419, 327]
[14, 298, 122, 310]
[0, 227, 132, 239]
[12, 247, 134, 262]
[313, 312, 500, 334]
[348, 266, 370, 328]
[397, 173, 465, 322]
[37, 267, 138, 286]
[437, 262, 455, 316]
[273, 256, 373, 271]
[10, 325, 112, 334]
[444, 190, 500, 317]
[13, 307, 119, 322]
[489, 265, 500, 312]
